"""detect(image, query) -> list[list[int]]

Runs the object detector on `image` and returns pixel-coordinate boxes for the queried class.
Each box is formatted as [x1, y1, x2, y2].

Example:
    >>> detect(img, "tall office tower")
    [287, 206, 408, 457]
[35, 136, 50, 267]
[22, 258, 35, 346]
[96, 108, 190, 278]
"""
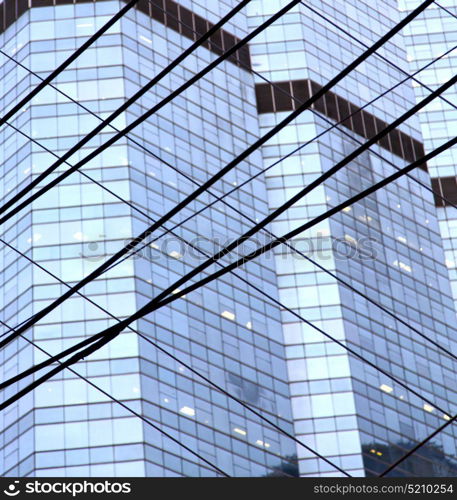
[0, 0, 298, 477]
[248, 0, 457, 476]
[401, 1, 457, 306]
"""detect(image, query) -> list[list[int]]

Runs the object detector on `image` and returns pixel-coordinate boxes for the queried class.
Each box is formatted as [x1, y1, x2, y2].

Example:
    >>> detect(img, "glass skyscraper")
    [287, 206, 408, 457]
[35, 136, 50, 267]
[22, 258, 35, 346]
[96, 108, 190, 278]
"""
[0, 0, 456, 478]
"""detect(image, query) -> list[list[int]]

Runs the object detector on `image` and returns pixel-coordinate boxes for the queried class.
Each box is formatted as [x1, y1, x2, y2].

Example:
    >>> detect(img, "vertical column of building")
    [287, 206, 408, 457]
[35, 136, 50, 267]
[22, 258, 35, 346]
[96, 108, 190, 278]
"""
[0, 0, 148, 476]
[401, 0, 457, 306]
[248, 0, 457, 476]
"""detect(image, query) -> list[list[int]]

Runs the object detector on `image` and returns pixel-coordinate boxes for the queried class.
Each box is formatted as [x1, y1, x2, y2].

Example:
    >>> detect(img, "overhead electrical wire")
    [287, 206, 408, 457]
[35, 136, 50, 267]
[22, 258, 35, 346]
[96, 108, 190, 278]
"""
[379, 412, 457, 477]
[105, 72, 457, 362]
[1, 8, 456, 394]
[0, 0, 448, 474]
[0, 106, 451, 472]
[0, 317, 230, 477]
[0, 0, 435, 354]
[0, 0, 303, 347]
[0, 189, 451, 418]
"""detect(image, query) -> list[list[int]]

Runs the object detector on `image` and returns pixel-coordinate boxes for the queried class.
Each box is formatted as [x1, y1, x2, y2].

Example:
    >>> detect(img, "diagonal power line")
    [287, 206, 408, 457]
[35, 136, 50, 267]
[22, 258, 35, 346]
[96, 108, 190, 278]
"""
[106, 72, 457, 363]
[5, 136, 456, 415]
[379, 411, 457, 477]
[0, 317, 230, 477]
[1, 10, 455, 379]
[0, 112, 451, 473]
[0, 0, 448, 472]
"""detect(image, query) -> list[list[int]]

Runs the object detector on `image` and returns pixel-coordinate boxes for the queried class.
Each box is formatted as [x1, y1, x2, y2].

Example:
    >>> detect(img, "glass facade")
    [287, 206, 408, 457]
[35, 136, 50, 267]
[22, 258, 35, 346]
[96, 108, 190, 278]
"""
[0, 0, 297, 477]
[248, 0, 457, 477]
[0, 0, 455, 479]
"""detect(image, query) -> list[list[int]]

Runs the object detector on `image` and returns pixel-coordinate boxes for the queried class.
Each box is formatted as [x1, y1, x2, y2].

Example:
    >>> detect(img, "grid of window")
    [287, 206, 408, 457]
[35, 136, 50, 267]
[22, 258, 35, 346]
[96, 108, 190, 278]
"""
[0, 1, 298, 477]
[248, 0, 457, 477]
[401, 0, 457, 310]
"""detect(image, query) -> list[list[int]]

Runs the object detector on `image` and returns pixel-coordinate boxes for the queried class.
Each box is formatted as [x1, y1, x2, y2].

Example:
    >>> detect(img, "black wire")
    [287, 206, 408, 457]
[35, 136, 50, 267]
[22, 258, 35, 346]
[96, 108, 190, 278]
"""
[0, 0, 299, 225]
[0, 326, 229, 477]
[435, 1, 457, 22]
[3, 136, 455, 475]
[0, 120, 450, 470]
[0, 0, 139, 129]
[1, 23, 455, 377]
[2, 3, 455, 213]
[379, 412, 457, 477]
[0, 0, 433, 353]
[159, 137, 457, 318]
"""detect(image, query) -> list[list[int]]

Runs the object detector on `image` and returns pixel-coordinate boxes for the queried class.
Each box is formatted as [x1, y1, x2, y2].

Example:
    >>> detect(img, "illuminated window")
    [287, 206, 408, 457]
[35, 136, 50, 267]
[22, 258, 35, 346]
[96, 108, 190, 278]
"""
[221, 310, 235, 321]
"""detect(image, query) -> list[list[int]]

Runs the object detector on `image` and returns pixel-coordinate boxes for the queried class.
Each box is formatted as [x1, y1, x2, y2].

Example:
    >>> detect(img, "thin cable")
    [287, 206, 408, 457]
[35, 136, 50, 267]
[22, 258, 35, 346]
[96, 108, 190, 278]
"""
[0, 130, 450, 465]
[435, 1, 457, 22]
[0, 0, 139, 128]
[380, 416, 457, 477]
[0, 0, 299, 224]
[1, 6, 455, 212]
[1, 209, 450, 418]
[0, 0, 434, 351]
[379, 413, 457, 477]
[0, 238, 341, 476]
[0, 319, 229, 477]
[0, 0, 252, 216]
[157, 137, 457, 317]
